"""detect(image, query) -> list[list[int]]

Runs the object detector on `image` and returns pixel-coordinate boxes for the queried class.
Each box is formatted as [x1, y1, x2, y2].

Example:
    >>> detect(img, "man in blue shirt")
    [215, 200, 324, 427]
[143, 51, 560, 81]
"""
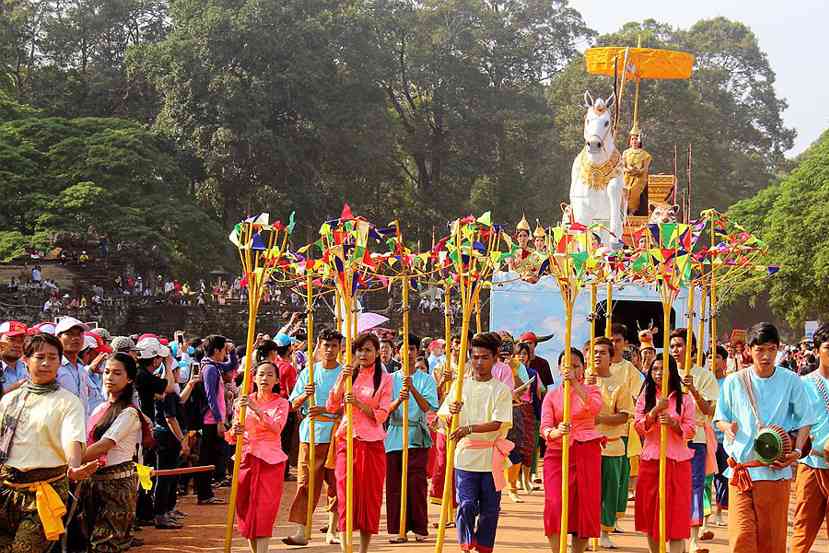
[385, 335, 438, 542]
[791, 323, 829, 553]
[55, 317, 93, 417]
[0, 321, 29, 395]
[713, 322, 814, 553]
[283, 328, 344, 546]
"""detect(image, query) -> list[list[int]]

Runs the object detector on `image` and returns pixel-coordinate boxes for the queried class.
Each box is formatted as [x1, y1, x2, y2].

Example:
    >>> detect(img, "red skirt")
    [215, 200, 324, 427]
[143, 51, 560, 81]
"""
[426, 430, 437, 479]
[335, 438, 386, 535]
[635, 458, 692, 541]
[428, 432, 457, 507]
[236, 454, 285, 539]
[543, 440, 602, 538]
[519, 403, 536, 466]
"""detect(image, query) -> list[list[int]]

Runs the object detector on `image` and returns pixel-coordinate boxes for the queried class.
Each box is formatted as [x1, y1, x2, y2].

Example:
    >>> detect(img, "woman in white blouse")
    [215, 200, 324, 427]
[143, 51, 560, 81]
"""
[83, 352, 146, 553]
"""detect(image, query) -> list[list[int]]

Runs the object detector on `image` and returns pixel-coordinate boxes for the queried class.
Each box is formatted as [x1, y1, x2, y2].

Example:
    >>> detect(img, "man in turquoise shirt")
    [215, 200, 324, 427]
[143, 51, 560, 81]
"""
[283, 328, 343, 546]
[791, 322, 829, 553]
[713, 322, 814, 553]
[385, 335, 438, 542]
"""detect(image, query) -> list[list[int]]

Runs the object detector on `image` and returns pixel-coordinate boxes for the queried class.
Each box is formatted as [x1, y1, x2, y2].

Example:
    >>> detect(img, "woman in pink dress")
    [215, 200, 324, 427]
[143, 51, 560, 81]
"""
[634, 356, 696, 553]
[541, 347, 604, 553]
[229, 362, 290, 553]
[327, 332, 393, 553]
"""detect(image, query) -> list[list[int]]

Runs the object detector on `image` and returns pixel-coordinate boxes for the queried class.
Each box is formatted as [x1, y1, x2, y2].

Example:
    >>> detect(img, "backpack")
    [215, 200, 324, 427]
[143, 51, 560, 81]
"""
[131, 404, 157, 451]
[184, 380, 209, 431]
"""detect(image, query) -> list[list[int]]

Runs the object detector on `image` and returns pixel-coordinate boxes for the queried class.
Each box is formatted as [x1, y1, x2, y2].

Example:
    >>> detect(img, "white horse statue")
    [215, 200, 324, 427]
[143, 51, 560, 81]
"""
[569, 91, 625, 247]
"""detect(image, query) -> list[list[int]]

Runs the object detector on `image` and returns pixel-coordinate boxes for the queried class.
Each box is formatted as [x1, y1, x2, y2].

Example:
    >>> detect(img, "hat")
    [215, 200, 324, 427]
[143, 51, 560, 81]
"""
[91, 327, 111, 342]
[159, 337, 170, 346]
[136, 337, 170, 359]
[275, 333, 298, 347]
[516, 213, 530, 233]
[533, 220, 546, 239]
[111, 336, 138, 353]
[428, 339, 445, 352]
[0, 321, 28, 338]
[29, 321, 57, 336]
[638, 329, 656, 350]
[629, 123, 642, 136]
[83, 332, 113, 354]
[55, 316, 89, 335]
[519, 331, 538, 344]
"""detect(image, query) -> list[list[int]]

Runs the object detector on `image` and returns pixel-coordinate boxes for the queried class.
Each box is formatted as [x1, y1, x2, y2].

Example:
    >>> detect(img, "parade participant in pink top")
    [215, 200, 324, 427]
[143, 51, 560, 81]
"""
[229, 362, 290, 553]
[541, 348, 603, 553]
[634, 356, 696, 553]
[327, 332, 393, 553]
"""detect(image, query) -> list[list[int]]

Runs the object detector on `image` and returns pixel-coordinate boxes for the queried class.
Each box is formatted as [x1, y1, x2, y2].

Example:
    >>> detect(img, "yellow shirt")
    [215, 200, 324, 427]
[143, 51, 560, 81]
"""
[688, 365, 719, 444]
[1, 387, 86, 471]
[597, 366, 635, 457]
[438, 377, 513, 472]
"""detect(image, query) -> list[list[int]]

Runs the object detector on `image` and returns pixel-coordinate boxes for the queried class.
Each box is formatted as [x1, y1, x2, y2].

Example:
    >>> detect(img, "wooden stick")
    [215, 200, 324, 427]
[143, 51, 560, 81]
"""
[399, 273, 411, 540]
[343, 283, 355, 553]
[559, 293, 575, 553]
[589, 283, 599, 553]
[684, 287, 695, 376]
[152, 465, 215, 478]
[710, 222, 718, 368]
[605, 282, 613, 338]
[658, 284, 672, 553]
[697, 284, 707, 369]
[305, 268, 316, 542]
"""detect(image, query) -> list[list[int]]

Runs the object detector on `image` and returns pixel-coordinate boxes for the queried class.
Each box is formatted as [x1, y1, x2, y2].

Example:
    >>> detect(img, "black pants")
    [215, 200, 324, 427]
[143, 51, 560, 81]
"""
[136, 448, 157, 521]
[155, 432, 182, 516]
[196, 424, 221, 501]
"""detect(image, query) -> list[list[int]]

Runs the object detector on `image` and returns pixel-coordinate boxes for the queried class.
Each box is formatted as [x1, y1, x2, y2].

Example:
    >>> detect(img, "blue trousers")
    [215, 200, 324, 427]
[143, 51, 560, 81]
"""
[689, 442, 707, 527]
[455, 469, 501, 553]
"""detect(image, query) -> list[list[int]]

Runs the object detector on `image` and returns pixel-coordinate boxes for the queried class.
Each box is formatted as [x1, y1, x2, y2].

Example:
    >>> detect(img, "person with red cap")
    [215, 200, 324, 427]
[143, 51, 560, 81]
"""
[519, 332, 554, 389]
[0, 321, 29, 396]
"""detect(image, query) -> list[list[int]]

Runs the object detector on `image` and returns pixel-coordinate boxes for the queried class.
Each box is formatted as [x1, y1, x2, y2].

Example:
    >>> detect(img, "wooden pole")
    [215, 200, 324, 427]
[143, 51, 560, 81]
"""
[398, 274, 411, 539]
[697, 284, 707, 369]
[658, 285, 672, 553]
[475, 296, 482, 334]
[710, 223, 718, 366]
[684, 287, 695, 376]
[304, 269, 315, 542]
[589, 283, 599, 552]
[343, 279, 355, 553]
[605, 282, 613, 338]
[224, 224, 260, 553]
[559, 293, 575, 553]
[443, 285, 453, 398]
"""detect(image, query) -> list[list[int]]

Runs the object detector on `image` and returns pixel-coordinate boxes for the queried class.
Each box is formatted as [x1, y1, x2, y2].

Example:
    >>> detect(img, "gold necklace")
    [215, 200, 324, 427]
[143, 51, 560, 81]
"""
[578, 148, 621, 190]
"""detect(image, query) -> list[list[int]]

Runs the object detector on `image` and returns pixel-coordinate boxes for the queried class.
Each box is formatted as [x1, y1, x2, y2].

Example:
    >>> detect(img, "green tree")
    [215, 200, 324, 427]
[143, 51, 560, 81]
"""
[548, 18, 795, 212]
[0, 113, 228, 274]
[729, 130, 829, 326]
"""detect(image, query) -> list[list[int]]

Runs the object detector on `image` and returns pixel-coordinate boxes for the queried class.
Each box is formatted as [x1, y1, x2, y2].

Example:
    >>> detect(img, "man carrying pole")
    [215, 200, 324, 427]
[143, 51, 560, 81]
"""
[386, 334, 438, 542]
[283, 328, 344, 546]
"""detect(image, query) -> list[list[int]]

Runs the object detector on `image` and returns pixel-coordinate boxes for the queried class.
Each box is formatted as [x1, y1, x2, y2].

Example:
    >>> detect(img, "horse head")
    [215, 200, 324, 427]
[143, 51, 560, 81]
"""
[583, 90, 616, 154]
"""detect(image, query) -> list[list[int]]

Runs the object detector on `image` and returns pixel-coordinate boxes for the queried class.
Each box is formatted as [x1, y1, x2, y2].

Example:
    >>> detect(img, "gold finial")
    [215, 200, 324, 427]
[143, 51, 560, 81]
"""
[516, 213, 530, 233]
[533, 220, 546, 238]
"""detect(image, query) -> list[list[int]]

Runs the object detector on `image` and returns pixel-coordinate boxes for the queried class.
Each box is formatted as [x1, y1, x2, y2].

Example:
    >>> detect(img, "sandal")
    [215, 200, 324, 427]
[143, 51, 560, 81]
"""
[197, 496, 226, 505]
[281, 536, 308, 546]
[414, 534, 428, 542]
[389, 536, 408, 544]
[431, 521, 455, 529]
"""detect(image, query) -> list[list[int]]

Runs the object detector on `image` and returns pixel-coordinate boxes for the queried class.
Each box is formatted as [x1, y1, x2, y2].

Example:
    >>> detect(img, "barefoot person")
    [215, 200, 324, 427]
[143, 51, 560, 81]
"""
[83, 353, 147, 553]
[713, 322, 814, 553]
[438, 332, 513, 553]
[541, 348, 603, 553]
[0, 333, 99, 552]
[229, 361, 290, 553]
[326, 332, 392, 553]
[634, 355, 695, 553]
[284, 328, 344, 546]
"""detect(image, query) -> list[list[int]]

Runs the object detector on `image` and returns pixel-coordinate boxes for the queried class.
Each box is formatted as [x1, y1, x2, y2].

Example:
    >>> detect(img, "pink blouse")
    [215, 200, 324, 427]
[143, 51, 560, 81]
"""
[634, 391, 696, 462]
[540, 383, 604, 448]
[228, 394, 290, 465]
[327, 366, 392, 442]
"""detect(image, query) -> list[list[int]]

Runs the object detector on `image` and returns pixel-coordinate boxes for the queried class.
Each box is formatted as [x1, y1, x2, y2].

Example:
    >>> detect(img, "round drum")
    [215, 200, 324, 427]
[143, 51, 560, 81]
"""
[754, 424, 793, 464]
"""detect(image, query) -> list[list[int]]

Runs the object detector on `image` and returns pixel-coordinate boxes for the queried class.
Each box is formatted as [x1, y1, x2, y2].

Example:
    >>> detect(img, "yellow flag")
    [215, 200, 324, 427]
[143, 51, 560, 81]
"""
[135, 463, 153, 491]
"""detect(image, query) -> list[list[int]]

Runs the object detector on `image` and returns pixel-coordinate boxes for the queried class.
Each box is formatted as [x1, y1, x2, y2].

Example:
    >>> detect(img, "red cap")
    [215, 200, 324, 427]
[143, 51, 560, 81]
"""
[159, 337, 170, 346]
[0, 321, 28, 337]
[85, 332, 113, 354]
[518, 331, 538, 344]
[137, 333, 158, 342]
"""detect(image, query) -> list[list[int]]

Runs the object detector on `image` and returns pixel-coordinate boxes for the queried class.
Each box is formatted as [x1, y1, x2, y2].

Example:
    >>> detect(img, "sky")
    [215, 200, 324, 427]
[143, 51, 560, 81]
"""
[569, 0, 828, 156]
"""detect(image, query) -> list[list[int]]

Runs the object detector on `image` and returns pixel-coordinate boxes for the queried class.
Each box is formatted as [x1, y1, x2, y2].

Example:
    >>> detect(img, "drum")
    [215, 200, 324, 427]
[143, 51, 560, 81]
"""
[754, 424, 793, 464]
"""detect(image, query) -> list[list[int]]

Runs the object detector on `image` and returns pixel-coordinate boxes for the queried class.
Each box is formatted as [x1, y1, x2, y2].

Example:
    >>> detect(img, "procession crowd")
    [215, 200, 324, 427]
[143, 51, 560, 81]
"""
[0, 311, 828, 553]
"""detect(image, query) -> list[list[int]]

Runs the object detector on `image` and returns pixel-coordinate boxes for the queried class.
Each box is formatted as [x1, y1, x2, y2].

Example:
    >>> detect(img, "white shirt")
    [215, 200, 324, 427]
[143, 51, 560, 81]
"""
[93, 405, 141, 466]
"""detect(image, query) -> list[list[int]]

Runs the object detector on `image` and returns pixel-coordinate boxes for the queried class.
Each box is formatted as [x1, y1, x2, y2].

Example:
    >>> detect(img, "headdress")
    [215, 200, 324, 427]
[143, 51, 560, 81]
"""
[629, 123, 642, 137]
[533, 220, 546, 239]
[516, 213, 530, 233]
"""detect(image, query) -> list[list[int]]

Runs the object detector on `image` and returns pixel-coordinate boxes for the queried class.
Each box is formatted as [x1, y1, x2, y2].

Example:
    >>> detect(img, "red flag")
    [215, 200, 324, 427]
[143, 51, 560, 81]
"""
[341, 203, 354, 220]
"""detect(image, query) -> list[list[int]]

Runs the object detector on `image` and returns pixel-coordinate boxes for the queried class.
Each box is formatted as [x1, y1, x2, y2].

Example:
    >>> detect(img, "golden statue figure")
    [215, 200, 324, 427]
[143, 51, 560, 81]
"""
[508, 214, 542, 283]
[622, 124, 652, 215]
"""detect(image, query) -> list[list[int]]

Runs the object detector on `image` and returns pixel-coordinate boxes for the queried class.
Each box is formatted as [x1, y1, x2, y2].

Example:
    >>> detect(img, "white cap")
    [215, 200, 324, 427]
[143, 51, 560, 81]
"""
[55, 316, 89, 335]
[136, 337, 171, 359]
[82, 334, 98, 351]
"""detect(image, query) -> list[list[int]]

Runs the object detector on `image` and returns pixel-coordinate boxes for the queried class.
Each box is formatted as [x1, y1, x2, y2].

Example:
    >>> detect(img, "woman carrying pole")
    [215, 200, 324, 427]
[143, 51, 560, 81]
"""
[228, 362, 290, 553]
[327, 332, 392, 553]
[541, 348, 603, 553]
[634, 356, 696, 553]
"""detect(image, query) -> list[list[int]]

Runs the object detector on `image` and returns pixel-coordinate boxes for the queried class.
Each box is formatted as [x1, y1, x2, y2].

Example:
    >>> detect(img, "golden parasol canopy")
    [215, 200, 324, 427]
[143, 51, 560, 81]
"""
[585, 47, 694, 80]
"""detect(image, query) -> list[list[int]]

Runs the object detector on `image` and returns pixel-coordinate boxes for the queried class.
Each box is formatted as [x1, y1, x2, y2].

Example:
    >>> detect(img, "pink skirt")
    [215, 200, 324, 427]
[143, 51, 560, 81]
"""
[635, 458, 692, 541]
[335, 438, 386, 535]
[543, 439, 602, 538]
[429, 432, 457, 507]
[236, 454, 285, 539]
